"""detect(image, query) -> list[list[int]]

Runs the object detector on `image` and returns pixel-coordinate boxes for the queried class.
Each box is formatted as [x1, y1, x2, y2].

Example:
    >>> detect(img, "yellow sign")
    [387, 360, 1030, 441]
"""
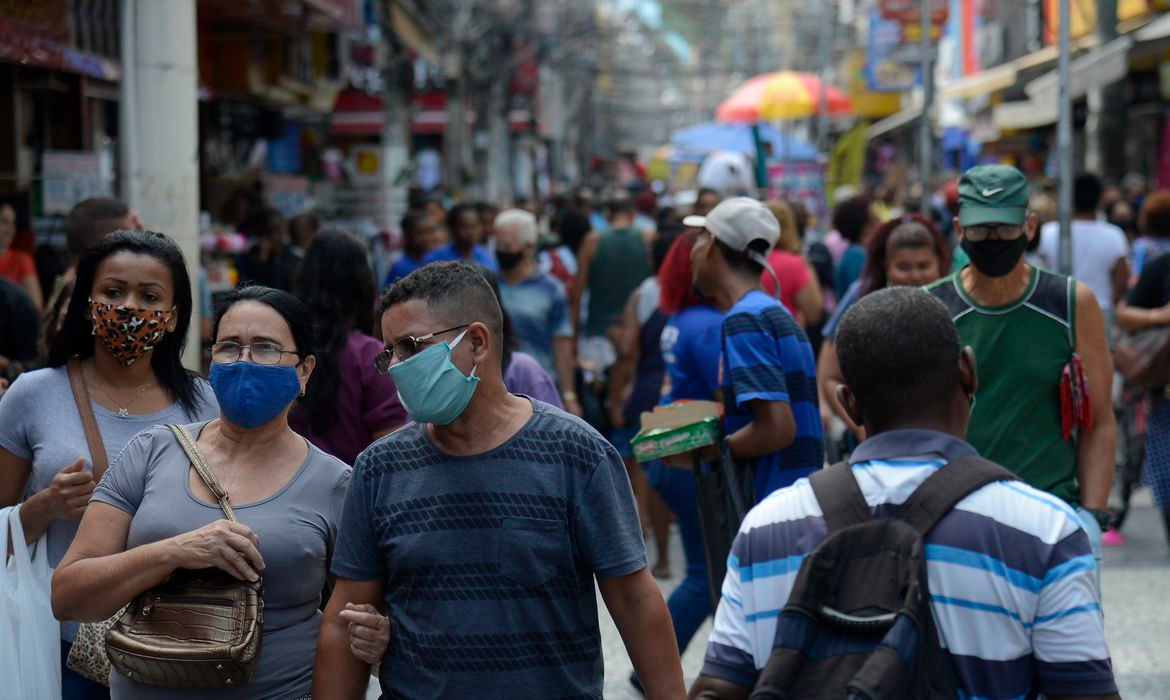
[1045, 0, 1161, 42]
[844, 51, 902, 119]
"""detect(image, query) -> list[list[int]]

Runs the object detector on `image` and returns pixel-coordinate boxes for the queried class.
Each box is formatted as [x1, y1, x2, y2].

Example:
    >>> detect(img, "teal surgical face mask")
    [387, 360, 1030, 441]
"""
[387, 328, 480, 425]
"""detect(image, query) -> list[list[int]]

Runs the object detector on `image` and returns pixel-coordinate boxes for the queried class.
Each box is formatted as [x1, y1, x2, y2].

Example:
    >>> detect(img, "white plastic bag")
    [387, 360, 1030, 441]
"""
[0, 505, 62, 700]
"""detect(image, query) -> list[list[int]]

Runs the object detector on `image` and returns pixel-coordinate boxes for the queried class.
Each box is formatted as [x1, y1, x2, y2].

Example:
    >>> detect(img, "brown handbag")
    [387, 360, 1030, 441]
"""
[102, 424, 264, 688]
[1114, 326, 1170, 390]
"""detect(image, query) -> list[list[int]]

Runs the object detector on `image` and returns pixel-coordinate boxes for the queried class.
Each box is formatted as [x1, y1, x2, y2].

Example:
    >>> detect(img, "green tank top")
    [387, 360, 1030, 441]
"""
[928, 267, 1080, 505]
[585, 227, 651, 337]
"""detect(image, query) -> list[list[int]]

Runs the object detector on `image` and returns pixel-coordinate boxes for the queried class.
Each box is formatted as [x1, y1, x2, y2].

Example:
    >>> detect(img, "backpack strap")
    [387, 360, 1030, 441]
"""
[896, 455, 1016, 536]
[809, 462, 872, 534]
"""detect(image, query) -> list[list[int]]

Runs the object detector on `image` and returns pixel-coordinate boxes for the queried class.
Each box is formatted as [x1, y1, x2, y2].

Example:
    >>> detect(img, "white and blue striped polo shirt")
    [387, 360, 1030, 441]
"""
[700, 429, 1117, 698]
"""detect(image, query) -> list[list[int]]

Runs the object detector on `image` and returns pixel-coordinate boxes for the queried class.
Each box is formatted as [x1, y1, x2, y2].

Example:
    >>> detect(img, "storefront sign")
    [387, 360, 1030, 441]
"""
[41, 150, 110, 215]
[264, 174, 310, 217]
[867, 9, 920, 92]
[880, 0, 950, 23]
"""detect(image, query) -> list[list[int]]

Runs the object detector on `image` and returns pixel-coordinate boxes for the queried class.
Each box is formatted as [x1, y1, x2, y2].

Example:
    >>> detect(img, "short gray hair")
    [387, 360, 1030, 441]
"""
[494, 209, 538, 246]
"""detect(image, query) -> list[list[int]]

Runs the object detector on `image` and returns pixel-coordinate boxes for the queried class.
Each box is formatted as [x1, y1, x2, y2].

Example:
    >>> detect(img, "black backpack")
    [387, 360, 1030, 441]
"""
[749, 457, 1016, 700]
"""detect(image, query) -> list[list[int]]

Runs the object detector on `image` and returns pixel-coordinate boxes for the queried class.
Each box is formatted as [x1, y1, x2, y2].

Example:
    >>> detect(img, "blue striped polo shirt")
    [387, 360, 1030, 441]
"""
[700, 429, 1117, 699]
[720, 290, 823, 499]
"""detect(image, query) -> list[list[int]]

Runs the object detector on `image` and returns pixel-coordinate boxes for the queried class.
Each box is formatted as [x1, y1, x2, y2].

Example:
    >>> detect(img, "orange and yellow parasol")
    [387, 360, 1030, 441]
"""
[716, 71, 854, 123]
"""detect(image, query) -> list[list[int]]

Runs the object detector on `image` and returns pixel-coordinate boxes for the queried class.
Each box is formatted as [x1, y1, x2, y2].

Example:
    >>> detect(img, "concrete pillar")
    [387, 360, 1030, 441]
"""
[120, 0, 201, 370]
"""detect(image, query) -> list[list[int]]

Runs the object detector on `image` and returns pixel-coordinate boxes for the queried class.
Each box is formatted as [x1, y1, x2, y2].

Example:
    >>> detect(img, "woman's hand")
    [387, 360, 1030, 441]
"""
[340, 602, 390, 665]
[41, 458, 95, 520]
[168, 519, 266, 582]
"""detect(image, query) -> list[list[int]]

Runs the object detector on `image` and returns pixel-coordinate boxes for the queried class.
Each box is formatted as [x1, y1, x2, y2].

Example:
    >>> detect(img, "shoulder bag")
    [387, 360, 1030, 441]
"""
[1114, 325, 1170, 391]
[64, 357, 122, 686]
[102, 424, 264, 688]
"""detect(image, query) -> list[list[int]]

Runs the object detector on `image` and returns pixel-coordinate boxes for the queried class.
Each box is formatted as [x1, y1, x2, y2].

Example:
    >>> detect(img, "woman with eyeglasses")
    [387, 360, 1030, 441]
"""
[53, 286, 388, 699]
[0, 229, 219, 699]
[289, 228, 405, 465]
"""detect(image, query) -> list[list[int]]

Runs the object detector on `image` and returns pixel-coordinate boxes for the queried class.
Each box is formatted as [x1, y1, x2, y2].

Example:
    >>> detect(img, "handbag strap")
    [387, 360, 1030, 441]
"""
[167, 424, 238, 522]
[66, 357, 109, 483]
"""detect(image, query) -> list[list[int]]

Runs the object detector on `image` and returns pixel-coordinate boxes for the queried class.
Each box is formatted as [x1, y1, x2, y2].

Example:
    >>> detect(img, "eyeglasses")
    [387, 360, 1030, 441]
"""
[374, 324, 469, 374]
[964, 223, 1025, 242]
[211, 341, 299, 365]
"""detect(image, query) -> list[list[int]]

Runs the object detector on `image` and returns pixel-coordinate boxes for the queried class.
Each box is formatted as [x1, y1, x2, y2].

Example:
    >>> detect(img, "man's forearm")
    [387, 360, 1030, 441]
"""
[313, 617, 372, 700]
[602, 572, 686, 699]
[727, 416, 795, 461]
[1077, 415, 1116, 510]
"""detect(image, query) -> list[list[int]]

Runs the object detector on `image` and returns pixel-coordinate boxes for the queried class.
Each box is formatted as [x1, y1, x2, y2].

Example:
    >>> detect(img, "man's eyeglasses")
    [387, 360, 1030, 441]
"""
[374, 325, 469, 374]
[964, 223, 1025, 242]
[211, 341, 299, 365]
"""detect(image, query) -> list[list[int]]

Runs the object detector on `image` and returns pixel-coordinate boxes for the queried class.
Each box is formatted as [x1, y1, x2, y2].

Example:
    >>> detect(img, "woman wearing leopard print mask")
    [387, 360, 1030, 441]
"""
[0, 229, 219, 698]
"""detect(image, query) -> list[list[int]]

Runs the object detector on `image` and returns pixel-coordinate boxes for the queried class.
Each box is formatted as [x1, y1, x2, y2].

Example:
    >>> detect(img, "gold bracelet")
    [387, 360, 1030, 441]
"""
[562, 390, 578, 401]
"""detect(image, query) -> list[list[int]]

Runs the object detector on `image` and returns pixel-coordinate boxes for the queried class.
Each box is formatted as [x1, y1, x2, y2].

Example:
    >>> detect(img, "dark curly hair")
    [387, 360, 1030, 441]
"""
[832, 195, 874, 243]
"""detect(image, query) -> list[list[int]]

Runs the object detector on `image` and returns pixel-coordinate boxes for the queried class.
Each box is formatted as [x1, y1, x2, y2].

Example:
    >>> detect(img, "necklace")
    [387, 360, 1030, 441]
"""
[89, 369, 155, 418]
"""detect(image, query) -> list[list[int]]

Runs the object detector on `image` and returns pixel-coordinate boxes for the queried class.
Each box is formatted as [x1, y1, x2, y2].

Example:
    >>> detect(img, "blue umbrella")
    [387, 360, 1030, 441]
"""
[670, 122, 818, 163]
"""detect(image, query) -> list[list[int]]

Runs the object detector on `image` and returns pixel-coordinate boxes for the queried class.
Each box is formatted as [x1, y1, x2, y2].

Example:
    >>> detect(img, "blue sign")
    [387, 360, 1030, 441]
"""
[866, 9, 919, 92]
[266, 122, 303, 174]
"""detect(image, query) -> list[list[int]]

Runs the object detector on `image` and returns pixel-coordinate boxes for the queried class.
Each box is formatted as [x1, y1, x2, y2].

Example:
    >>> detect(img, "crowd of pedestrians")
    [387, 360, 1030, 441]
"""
[2, 159, 1163, 699]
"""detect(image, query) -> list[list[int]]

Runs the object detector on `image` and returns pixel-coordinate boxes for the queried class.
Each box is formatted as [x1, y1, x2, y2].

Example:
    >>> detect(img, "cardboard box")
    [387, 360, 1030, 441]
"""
[630, 401, 721, 463]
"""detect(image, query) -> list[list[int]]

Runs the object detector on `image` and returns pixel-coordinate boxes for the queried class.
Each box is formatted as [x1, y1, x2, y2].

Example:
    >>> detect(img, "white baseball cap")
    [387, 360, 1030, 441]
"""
[683, 197, 780, 268]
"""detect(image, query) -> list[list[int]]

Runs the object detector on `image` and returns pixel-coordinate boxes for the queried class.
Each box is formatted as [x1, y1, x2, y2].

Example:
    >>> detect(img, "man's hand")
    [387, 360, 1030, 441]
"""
[340, 602, 390, 665]
[687, 675, 753, 700]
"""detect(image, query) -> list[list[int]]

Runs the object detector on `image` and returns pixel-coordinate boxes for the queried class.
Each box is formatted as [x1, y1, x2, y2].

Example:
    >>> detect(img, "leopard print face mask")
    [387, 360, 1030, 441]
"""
[89, 298, 177, 366]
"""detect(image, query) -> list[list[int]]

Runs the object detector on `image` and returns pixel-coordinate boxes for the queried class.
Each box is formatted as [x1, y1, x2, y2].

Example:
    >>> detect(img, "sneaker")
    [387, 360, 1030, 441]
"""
[1102, 528, 1125, 547]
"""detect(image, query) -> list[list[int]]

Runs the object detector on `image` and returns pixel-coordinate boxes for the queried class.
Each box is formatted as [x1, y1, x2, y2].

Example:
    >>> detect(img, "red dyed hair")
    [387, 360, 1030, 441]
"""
[858, 214, 951, 295]
[658, 230, 709, 314]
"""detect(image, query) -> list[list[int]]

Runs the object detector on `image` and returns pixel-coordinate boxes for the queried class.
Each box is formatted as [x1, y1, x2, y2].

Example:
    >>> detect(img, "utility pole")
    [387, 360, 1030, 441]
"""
[380, 0, 412, 234]
[918, 0, 934, 215]
[120, 0, 200, 370]
[816, 1, 831, 154]
[1057, 0, 1073, 274]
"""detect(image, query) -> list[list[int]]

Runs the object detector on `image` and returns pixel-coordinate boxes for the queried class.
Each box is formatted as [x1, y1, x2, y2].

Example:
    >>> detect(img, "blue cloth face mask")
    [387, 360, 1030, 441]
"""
[387, 328, 480, 425]
[209, 361, 302, 429]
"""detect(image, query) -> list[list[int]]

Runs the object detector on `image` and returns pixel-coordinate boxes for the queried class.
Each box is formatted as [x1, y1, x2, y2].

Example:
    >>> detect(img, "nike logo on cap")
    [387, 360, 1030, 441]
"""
[982, 187, 1005, 197]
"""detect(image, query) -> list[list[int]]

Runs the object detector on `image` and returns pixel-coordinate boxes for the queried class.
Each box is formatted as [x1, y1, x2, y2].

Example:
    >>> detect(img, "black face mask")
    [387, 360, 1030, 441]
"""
[496, 250, 525, 271]
[961, 235, 1029, 278]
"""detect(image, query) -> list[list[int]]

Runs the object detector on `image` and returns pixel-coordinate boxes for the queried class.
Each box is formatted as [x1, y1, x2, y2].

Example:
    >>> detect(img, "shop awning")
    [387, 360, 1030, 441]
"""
[992, 98, 1059, 131]
[331, 89, 385, 135]
[410, 108, 534, 135]
[940, 45, 1060, 100]
[867, 106, 921, 140]
[1025, 35, 1134, 101]
[1136, 11, 1170, 42]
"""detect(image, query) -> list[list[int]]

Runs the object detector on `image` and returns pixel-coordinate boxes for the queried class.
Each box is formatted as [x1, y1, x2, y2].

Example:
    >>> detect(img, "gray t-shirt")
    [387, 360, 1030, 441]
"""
[0, 366, 218, 642]
[333, 399, 647, 699]
[92, 422, 350, 700]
